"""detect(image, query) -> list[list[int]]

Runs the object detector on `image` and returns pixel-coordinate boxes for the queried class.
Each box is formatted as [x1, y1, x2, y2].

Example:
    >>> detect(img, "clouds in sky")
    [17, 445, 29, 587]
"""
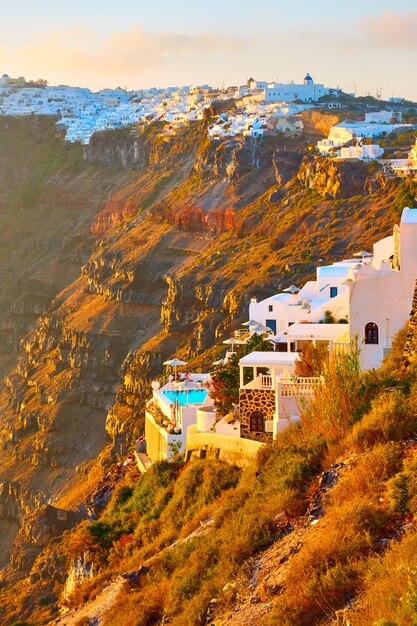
[2, 26, 245, 87]
[0, 9, 415, 97]
[363, 10, 417, 48]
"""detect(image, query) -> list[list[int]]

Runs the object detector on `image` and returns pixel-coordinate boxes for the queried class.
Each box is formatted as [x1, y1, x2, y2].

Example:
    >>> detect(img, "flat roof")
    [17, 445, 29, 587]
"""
[239, 351, 298, 366]
[269, 293, 294, 303]
[318, 265, 354, 276]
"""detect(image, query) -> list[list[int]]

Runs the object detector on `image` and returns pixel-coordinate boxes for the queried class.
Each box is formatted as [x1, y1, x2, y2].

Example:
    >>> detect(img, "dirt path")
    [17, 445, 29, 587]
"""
[54, 578, 124, 626]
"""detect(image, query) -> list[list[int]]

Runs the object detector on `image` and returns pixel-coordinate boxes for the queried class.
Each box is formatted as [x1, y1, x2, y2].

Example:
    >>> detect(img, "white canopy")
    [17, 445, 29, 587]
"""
[273, 323, 349, 342]
[239, 351, 298, 367]
[163, 358, 187, 367]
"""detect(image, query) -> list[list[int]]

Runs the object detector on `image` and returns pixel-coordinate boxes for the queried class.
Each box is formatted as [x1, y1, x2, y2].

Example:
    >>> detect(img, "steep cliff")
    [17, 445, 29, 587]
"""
[0, 116, 412, 624]
[297, 153, 385, 199]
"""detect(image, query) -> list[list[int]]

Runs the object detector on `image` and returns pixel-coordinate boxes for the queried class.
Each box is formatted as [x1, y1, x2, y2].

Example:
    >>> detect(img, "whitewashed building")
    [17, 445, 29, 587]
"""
[248, 207, 417, 371]
[338, 143, 384, 160]
[392, 138, 417, 176]
[237, 207, 417, 438]
[265, 73, 329, 103]
[318, 117, 412, 155]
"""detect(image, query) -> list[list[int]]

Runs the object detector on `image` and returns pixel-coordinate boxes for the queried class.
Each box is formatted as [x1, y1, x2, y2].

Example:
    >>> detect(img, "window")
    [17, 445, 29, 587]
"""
[268, 305, 273, 312]
[365, 322, 379, 345]
[330, 287, 338, 298]
[250, 411, 264, 432]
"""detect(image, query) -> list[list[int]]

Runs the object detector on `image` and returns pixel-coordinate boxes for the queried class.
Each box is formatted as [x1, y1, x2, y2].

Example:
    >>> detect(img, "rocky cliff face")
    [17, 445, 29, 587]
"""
[273, 149, 305, 186]
[84, 128, 150, 169]
[300, 109, 342, 137]
[0, 117, 408, 623]
[298, 153, 381, 199]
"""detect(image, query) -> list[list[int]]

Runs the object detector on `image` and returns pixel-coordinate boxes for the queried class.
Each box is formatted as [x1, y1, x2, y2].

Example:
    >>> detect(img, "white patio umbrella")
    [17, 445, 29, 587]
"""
[163, 358, 187, 379]
[353, 250, 372, 258]
[353, 250, 373, 263]
[250, 323, 273, 334]
[222, 337, 245, 352]
[283, 285, 300, 294]
[242, 319, 261, 327]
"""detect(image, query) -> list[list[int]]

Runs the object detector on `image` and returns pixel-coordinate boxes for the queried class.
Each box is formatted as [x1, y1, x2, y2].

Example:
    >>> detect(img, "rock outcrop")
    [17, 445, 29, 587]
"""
[298, 154, 378, 199]
[273, 149, 304, 186]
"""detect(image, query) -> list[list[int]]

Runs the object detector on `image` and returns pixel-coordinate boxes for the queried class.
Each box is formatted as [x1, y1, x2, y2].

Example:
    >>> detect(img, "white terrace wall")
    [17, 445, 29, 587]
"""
[186, 424, 263, 467]
[145, 411, 184, 462]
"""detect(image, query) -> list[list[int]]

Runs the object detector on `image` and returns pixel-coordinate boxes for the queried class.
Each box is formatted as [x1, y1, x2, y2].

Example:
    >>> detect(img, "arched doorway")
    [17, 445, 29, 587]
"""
[365, 322, 379, 345]
[250, 411, 265, 433]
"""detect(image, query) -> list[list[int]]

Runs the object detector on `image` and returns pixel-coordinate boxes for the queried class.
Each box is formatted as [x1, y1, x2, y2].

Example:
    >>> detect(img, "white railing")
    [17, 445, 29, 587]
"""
[280, 377, 322, 397]
[243, 375, 274, 390]
[261, 375, 273, 388]
[332, 342, 350, 356]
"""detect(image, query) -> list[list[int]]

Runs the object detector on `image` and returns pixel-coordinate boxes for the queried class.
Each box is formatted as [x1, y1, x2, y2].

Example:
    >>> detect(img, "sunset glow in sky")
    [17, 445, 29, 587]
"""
[1, 0, 416, 99]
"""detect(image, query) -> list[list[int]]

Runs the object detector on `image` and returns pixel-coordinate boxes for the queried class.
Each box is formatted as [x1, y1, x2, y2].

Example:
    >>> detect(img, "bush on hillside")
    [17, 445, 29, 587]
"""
[350, 390, 417, 450]
[350, 531, 417, 625]
[267, 496, 391, 625]
[300, 339, 364, 444]
[294, 342, 328, 377]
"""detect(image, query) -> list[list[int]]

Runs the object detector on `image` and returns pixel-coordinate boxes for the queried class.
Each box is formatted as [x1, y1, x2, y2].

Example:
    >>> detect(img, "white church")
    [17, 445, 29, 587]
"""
[249, 207, 417, 371]
[264, 73, 330, 103]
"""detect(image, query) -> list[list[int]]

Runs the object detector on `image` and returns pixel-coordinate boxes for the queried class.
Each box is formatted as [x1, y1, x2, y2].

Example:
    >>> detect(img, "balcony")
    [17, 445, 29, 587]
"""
[243, 374, 274, 390]
[279, 377, 323, 397]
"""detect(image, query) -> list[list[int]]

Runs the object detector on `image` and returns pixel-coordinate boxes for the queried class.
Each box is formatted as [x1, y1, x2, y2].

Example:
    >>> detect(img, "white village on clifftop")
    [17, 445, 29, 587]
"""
[138, 207, 417, 469]
[0, 72, 415, 173]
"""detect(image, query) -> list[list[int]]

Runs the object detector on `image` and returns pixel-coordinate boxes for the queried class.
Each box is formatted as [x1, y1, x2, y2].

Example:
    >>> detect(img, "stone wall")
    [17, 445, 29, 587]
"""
[239, 388, 275, 439]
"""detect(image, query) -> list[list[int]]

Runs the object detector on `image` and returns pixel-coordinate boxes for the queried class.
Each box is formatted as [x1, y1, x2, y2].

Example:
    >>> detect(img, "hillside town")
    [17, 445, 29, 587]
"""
[1, 72, 415, 163]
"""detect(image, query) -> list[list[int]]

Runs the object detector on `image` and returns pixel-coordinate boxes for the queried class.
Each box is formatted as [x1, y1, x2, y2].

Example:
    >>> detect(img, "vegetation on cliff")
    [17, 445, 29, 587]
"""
[0, 115, 416, 624]
[10, 333, 417, 626]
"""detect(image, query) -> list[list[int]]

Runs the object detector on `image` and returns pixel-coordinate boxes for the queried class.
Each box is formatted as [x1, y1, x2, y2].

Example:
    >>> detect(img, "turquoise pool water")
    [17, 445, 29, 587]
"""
[161, 389, 208, 406]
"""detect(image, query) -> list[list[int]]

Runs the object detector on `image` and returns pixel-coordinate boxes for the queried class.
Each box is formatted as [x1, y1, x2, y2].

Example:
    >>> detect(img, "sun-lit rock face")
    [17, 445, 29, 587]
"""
[297, 153, 383, 199]
[0, 112, 412, 621]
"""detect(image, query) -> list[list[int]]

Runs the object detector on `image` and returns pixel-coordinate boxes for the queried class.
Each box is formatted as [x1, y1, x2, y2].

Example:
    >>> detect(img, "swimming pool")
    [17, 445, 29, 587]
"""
[161, 389, 208, 406]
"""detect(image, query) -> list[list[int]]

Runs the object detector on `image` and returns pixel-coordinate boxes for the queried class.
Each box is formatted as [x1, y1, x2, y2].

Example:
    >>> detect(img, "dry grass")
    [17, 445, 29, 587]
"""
[61, 335, 417, 626]
[299, 341, 364, 446]
[103, 581, 166, 626]
[267, 496, 391, 626]
[332, 443, 402, 504]
[350, 390, 417, 450]
[350, 530, 417, 625]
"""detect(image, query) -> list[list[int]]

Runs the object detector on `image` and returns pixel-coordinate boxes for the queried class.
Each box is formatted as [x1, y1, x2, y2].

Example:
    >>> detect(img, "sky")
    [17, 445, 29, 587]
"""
[1, 0, 416, 99]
